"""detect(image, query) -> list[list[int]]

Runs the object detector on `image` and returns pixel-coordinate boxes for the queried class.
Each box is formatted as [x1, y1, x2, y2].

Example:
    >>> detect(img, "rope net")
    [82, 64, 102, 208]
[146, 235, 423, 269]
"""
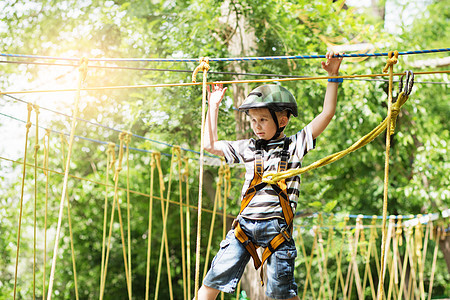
[1, 108, 447, 299]
[0, 50, 448, 299]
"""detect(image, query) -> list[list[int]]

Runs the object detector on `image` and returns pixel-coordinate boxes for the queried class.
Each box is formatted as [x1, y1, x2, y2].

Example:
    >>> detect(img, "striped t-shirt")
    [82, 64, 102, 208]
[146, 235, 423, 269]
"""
[216, 125, 315, 220]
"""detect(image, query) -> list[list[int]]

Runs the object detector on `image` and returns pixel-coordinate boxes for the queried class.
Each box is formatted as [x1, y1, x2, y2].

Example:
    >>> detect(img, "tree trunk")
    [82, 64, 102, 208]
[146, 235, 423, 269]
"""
[240, 249, 271, 300]
[216, 2, 268, 297]
[371, 0, 386, 21]
[218, 0, 256, 140]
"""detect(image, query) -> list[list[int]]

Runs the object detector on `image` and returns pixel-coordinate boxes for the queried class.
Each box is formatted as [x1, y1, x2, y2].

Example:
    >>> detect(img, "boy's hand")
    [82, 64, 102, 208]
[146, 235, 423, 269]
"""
[207, 84, 227, 108]
[321, 51, 344, 76]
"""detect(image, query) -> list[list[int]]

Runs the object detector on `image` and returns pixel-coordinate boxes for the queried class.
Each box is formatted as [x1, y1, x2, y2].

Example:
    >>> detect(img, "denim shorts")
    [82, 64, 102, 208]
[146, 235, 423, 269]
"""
[203, 217, 298, 299]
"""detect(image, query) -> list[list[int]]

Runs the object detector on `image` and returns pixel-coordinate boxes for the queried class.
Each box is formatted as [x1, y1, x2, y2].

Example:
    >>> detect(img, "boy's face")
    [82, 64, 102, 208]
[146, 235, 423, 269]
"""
[248, 108, 278, 140]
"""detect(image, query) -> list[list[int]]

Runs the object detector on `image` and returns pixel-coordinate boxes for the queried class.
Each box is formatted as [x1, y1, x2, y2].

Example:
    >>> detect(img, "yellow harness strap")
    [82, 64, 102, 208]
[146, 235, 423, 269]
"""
[233, 137, 292, 285]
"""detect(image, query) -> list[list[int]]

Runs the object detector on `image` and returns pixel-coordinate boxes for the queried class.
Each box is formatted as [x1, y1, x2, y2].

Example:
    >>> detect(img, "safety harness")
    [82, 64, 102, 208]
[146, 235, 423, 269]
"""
[232, 137, 294, 285]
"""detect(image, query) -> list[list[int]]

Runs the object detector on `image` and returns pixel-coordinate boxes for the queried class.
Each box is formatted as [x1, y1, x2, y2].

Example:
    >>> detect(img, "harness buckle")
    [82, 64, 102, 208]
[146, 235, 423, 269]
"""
[280, 226, 291, 242]
[231, 218, 239, 229]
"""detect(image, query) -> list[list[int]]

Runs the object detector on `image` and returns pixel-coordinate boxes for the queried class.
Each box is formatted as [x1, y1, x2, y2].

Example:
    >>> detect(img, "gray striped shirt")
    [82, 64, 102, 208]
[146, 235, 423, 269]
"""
[216, 125, 315, 220]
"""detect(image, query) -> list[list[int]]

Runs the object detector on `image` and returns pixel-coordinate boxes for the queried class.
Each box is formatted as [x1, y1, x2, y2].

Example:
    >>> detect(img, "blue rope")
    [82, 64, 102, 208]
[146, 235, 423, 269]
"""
[0, 111, 171, 158]
[1, 48, 448, 62]
[296, 211, 445, 221]
[1, 94, 218, 158]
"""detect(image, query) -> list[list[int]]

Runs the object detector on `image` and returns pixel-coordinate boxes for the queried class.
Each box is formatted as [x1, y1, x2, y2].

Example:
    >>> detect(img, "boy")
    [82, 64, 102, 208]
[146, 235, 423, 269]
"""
[200, 52, 343, 300]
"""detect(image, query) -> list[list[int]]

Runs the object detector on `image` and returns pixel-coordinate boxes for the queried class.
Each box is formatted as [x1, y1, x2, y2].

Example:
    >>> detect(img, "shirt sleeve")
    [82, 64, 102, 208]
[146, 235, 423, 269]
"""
[215, 139, 251, 164]
[293, 124, 316, 159]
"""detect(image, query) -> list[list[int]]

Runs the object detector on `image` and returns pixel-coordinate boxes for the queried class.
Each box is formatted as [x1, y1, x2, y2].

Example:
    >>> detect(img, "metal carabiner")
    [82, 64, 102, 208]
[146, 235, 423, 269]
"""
[399, 70, 414, 96]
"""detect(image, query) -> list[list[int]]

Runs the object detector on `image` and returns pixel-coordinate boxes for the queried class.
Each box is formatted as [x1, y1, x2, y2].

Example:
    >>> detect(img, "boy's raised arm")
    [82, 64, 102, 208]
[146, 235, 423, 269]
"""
[309, 51, 344, 139]
[204, 84, 227, 157]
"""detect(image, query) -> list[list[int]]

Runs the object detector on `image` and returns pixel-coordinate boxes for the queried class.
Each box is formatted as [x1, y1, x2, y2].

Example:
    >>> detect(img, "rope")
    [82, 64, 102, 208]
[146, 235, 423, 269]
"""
[115, 132, 132, 299]
[1, 94, 218, 159]
[1, 47, 448, 62]
[263, 92, 411, 184]
[46, 57, 87, 300]
[182, 157, 192, 300]
[13, 102, 32, 300]
[202, 164, 224, 280]
[1, 70, 447, 94]
[100, 143, 115, 296]
[301, 224, 318, 300]
[362, 216, 378, 300]
[125, 133, 133, 299]
[377, 50, 398, 300]
[2, 60, 449, 84]
[100, 132, 132, 300]
[154, 148, 176, 300]
[427, 227, 441, 300]
[194, 57, 210, 300]
[332, 216, 349, 300]
[176, 147, 187, 300]
[42, 129, 51, 300]
[60, 130, 80, 300]
[33, 104, 40, 300]
[145, 153, 156, 300]
[0, 154, 235, 219]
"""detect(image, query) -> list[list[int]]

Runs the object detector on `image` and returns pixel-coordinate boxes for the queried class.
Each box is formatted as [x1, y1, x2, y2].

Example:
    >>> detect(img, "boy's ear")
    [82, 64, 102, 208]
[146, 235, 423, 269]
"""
[279, 116, 289, 127]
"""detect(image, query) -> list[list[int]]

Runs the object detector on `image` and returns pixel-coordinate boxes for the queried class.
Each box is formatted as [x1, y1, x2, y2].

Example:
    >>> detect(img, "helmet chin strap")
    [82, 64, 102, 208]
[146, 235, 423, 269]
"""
[255, 110, 286, 151]
[268, 110, 285, 141]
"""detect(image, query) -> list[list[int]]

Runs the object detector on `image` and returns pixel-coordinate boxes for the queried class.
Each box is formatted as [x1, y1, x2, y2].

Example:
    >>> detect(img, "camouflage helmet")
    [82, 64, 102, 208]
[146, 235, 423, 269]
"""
[238, 84, 298, 117]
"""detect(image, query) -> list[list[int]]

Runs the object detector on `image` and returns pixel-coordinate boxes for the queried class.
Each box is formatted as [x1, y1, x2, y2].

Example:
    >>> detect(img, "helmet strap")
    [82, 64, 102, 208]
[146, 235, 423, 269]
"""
[268, 110, 285, 141]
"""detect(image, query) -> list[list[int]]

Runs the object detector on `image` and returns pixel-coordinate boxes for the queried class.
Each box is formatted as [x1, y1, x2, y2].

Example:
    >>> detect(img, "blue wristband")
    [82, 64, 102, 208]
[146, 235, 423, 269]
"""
[328, 78, 343, 83]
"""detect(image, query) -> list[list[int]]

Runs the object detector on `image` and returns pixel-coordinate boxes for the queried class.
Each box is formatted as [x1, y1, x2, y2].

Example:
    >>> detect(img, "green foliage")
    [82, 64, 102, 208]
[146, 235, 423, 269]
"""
[0, 0, 448, 298]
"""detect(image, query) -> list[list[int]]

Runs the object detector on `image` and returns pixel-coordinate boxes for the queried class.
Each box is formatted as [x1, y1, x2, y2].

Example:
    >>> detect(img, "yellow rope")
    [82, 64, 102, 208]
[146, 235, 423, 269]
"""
[223, 163, 230, 300]
[362, 216, 378, 300]
[263, 91, 410, 184]
[377, 50, 398, 300]
[0, 154, 236, 219]
[125, 132, 133, 299]
[323, 215, 334, 299]
[145, 153, 156, 300]
[100, 142, 115, 296]
[33, 104, 40, 300]
[194, 56, 210, 300]
[154, 147, 177, 300]
[13, 102, 32, 300]
[427, 227, 441, 300]
[192, 57, 210, 83]
[46, 57, 88, 300]
[203, 164, 224, 280]
[42, 129, 51, 300]
[100, 132, 130, 300]
[332, 216, 349, 300]
[301, 225, 318, 300]
[387, 218, 398, 300]
[351, 217, 364, 299]
[60, 130, 80, 300]
[114, 132, 132, 299]
[415, 221, 425, 300]
[182, 157, 192, 300]
[175, 147, 187, 300]
[0, 70, 447, 94]
[316, 214, 331, 299]
[398, 226, 412, 299]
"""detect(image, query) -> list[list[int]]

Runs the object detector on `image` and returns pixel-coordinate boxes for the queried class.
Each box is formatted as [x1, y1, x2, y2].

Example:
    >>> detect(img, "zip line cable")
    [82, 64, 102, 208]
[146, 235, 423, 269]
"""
[1, 70, 448, 95]
[1, 48, 448, 62]
[1, 60, 448, 84]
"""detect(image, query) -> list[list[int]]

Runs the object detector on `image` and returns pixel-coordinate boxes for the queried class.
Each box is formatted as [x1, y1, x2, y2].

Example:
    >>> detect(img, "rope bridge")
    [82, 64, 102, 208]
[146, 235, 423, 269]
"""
[0, 48, 448, 300]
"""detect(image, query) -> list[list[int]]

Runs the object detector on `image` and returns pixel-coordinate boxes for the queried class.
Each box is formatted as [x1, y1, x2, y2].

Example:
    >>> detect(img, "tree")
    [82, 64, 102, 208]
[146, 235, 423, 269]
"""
[0, 0, 448, 299]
